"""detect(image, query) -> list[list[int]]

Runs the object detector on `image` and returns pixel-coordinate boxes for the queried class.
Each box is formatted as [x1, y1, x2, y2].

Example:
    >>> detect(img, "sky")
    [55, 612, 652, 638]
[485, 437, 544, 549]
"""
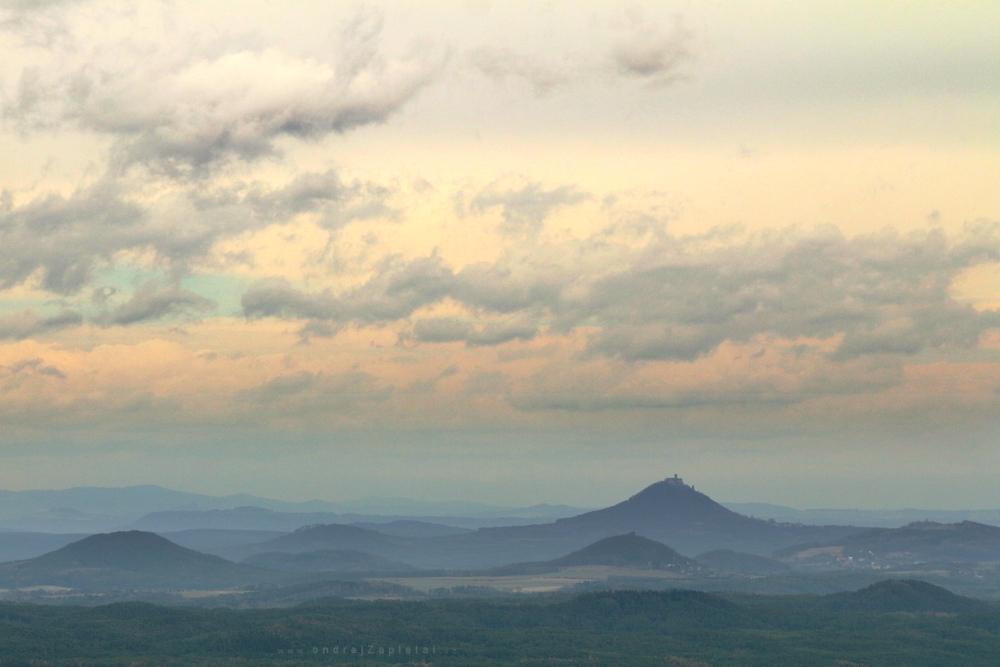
[0, 0, 999, 509]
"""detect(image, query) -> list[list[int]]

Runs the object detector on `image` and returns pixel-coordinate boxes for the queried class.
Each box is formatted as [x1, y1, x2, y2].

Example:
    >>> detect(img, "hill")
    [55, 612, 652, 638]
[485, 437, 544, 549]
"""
[824, 579, 990, 613]
[243, 549, 416, 573]
[544, 476, 858, 556]
[0, 531, 279, 589]
[776, 520, 1000, 567]
[549, 533, 694, 568]
[477, 533, 696, 576]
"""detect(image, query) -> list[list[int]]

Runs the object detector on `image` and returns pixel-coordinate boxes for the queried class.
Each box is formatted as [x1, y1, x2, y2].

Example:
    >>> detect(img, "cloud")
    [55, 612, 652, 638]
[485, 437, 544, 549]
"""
[469, 181, 590, 236]
[93, 282, 216, 327]
[245, 169, 396, 229]
[242, 254, 454, 325]
[0, 182, 144, 294]
[0, 357, 67, 393]
[508, 341, 907, 414]
[0, 0, 80, 10]
[466, 9, 693, 93]
[468, 47, 574, 95]
[509, 390, 797, 413]
[239, 370, 316, 404]
[3, 7, 443, 175]
[0, 168, 389, 297]
[612, 9, 693, 84]
[411, 316, 538, 347]
[236, 369, 393, 415]
[0, 308, 81, 340]
[241, 223, 1000, 362]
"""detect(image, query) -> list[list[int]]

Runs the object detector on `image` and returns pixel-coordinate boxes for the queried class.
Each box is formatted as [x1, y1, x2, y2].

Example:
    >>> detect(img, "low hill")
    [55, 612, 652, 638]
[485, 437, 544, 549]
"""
[243, 549, 416, 572]
[479, 533, 696, 576]
[0, 531, 279, 589]
[695, 549, 791, 575]
[549, 533, 694, 568]
[776, 521, 1000, 567]
[824, 579, 989, 613]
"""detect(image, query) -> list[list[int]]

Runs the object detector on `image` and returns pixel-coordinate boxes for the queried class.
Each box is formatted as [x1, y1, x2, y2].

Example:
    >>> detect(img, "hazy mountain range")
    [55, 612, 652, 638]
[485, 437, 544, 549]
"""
[5, 477, 1000, 596]
[0, 486, 588, 534]
[5, 484, 1000, 535]
[201, 478, 861, 569]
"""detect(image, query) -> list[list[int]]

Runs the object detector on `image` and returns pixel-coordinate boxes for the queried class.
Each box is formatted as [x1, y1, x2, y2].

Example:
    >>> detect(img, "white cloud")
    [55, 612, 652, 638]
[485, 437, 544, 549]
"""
[3, 6, 444, 175]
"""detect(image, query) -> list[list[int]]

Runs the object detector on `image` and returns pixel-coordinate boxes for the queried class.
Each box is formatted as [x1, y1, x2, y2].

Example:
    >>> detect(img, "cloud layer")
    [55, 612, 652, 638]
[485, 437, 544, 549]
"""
[243, 222, 1000, 363]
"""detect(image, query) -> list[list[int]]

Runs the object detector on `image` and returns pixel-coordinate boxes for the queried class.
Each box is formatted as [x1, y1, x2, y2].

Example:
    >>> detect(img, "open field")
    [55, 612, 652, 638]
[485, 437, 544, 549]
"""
[376, 565, 686, 593]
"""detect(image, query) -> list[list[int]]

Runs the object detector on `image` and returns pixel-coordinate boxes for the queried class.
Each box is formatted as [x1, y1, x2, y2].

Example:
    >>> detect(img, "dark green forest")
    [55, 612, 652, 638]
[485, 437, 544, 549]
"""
[3, 581, 1000, 666]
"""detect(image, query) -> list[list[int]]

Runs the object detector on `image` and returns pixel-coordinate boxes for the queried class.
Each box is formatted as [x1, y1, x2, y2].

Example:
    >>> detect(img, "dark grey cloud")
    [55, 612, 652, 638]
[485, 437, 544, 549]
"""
[0, 182, 144, 293]
[0, 308, 81, 340]
[470, 182, 590, 236]
[244, 169, 396, 229]
[0, 169, 385, 298]
[243, 254, 454, 325]
[241, 224, 1000, 361]
[93, 282, 215, 327]
[3, 7, 443, 176]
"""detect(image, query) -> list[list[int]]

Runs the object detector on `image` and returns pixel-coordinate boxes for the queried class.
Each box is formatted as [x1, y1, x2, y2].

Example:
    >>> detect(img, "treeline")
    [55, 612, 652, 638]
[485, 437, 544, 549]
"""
[2, 584, 1000, 666]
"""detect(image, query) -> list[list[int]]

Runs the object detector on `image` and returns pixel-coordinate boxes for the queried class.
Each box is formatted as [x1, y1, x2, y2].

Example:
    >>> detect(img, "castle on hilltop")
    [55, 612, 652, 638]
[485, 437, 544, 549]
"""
[664, 474, 685, 486]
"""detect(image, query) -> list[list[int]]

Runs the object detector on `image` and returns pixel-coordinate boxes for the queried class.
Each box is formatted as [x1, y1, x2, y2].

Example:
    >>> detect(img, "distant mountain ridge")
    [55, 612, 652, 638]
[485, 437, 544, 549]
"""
[128, 509, 538, 533]
[0, 485, 588, 534]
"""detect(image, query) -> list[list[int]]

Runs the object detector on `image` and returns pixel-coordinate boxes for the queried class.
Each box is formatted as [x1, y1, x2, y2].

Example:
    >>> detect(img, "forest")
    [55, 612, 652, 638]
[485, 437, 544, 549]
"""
[3, 582, 1000, 666]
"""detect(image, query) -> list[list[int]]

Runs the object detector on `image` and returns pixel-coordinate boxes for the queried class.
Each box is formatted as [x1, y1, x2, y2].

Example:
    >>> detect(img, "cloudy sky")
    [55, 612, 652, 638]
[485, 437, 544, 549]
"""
[1, 0, 999, 509]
